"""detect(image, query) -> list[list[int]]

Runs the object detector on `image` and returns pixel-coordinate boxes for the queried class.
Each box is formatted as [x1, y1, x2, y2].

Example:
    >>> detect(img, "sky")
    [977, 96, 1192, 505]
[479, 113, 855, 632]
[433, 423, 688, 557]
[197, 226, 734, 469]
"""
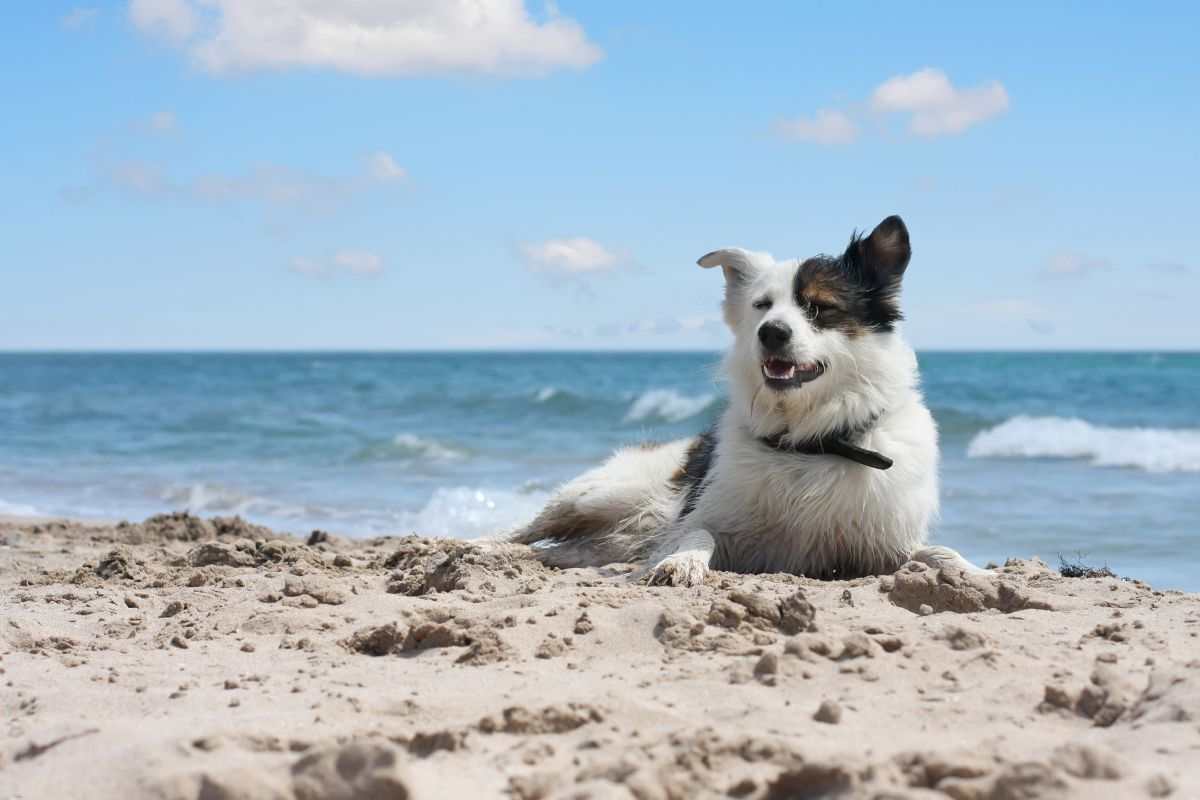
[3, 1, 1199, 351]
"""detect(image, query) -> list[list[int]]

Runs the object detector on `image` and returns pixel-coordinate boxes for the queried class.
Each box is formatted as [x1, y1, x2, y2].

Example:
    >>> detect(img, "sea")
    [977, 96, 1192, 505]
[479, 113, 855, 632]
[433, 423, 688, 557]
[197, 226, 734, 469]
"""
[1, 352, 1196, 590]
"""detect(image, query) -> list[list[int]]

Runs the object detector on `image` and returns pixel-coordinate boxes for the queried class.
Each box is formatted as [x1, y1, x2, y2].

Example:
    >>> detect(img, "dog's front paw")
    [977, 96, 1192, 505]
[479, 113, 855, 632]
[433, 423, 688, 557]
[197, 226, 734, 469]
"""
[646, 551, 710, 587]
[909, 545, 988, 574]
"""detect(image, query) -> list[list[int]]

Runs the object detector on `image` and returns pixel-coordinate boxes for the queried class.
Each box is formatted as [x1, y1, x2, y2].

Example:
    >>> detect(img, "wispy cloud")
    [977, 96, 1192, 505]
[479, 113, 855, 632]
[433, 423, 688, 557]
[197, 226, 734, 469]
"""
[107, 160, 169, 195]
[128, 0, 602, 78]
[144, 110, 177, 134]
[129, 0, 196, 43]
[1042, 251, 1112, 277]
[603, 314, 724, 337]
[520, 237, 623, 275]
[774, 109, 859, 145]
[367, 152, 407, 183]
[96, 160, 353, 215]
[61, 7, 100, 30]
[870, 68, 1009, 137]
[290, 250, 384, 278]
[85, 152, 403, 219]
[465, 313, 727, 348]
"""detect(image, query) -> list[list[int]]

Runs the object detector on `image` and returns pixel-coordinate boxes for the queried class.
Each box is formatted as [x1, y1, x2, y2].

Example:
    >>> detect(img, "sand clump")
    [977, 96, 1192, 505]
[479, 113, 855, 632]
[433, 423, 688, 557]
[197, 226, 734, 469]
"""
[2, 513, 1198, 798]
[383, 537, 547, 598]
[156, 741, 412, 800]
[478, 703, 605, 735]
[885, 560, 1056, 614]
[114, 512, 275, 544]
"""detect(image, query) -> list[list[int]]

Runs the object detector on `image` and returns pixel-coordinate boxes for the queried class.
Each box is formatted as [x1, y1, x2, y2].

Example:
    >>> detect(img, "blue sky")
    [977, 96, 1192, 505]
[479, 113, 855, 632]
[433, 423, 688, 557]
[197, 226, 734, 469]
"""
[3, 1, 1198, 350]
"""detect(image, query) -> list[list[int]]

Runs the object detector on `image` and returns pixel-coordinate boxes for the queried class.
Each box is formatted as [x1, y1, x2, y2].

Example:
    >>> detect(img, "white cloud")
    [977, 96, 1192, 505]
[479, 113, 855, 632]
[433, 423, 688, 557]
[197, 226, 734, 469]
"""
[332, 250, 384, 275]
[779, 68, 1008, 146]
[147, 110, 177, 133]
[129, 0, 197, 43]
[127, 0, 603, 78]
[367, 152, 407, 182]
[871, 68, 1009, 137]
[62, 7, 99, 29]
[520, 237, 621, 275]
[774, 109, 858, 145]
[290, 250, 384, 278]
[1043, 251, 1111, 277]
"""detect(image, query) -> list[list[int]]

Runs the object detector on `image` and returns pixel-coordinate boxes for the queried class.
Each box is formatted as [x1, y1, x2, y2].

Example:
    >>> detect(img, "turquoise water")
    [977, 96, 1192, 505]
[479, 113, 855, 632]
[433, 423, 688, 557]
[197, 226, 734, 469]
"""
[1, 352, 1196, 589]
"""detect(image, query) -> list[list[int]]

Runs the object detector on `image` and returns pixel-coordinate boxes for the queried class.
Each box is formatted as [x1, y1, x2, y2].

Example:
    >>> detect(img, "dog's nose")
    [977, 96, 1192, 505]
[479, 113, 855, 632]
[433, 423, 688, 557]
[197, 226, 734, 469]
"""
[757, 321, 792, 351]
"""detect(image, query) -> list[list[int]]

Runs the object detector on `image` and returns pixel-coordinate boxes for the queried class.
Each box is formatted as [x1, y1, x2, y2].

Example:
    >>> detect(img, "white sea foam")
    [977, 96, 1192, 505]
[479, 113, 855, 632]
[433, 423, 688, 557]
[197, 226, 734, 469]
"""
[0, 497, 40, 517]
[967, 415, 1200, 473]
[534, 387, 559, 403]
[160, 483, 307, 517]
[624, 389, 715, 424]
[390, 433, 466, 461]
[395, 486, 549, 540]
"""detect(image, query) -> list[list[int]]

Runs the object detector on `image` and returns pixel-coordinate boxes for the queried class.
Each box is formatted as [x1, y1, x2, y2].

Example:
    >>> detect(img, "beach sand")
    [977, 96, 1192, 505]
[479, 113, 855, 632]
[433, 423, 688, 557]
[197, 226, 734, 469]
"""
[1, 513, 1197, 799]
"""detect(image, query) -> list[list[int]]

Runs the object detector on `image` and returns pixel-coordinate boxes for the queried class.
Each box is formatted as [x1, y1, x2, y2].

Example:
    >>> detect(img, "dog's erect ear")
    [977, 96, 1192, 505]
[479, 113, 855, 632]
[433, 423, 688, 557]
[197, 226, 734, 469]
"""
[697, 248, 757, 288]
[846, 215, 911, 286]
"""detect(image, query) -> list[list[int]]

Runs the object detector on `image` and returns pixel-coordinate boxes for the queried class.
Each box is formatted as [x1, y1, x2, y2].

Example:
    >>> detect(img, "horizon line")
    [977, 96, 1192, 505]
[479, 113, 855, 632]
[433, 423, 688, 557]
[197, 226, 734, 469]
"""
[2, 347, 1198, 355]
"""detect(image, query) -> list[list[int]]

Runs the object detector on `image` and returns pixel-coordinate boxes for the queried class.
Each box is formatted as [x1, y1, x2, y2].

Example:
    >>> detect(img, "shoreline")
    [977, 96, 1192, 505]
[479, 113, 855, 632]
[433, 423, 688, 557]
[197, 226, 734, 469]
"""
[1, 513, 1197, 798]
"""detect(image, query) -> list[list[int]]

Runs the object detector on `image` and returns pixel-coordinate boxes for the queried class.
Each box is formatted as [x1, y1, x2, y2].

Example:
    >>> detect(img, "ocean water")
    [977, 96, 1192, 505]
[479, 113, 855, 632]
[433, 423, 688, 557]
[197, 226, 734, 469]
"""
[0, 352, 1196, 590]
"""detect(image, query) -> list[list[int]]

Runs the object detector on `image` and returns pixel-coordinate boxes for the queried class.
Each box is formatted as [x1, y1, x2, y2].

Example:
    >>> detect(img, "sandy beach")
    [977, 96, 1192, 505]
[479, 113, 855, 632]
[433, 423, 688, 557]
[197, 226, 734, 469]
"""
[1, 512, 1197, 799]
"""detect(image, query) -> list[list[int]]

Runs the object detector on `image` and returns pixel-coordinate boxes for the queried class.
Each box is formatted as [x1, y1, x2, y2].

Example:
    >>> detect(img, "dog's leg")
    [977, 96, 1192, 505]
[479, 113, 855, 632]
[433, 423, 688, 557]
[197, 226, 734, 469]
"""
[511, 441, 688, 553]
[646, 528, 715, 587]
[909, 545, 988, 573]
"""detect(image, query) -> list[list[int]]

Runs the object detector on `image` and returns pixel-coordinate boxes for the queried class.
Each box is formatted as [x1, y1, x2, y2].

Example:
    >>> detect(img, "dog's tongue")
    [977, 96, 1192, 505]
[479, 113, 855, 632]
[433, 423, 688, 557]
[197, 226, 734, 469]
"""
[764, 359, 796, 380]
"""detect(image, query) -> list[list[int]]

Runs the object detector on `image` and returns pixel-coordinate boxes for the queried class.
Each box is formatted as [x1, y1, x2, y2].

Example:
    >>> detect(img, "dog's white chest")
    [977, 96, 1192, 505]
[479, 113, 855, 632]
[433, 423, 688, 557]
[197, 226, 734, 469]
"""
[696, 423, 936, 576]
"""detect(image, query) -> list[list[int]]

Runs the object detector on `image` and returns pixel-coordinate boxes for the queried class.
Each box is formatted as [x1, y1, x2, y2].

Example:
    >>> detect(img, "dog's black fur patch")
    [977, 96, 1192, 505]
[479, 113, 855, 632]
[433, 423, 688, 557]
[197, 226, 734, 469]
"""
[792, 215, 911, 334]
[673, 427, 718, 519]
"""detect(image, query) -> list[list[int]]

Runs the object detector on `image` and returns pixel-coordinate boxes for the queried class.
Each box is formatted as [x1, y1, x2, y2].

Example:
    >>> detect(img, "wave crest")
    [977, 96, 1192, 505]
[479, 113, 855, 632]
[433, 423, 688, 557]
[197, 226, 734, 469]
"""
[624, 389, 715, 424]
[354, 433, 466, 463]
[967, 415, 1200, 473]
[391, 433, 465, 460]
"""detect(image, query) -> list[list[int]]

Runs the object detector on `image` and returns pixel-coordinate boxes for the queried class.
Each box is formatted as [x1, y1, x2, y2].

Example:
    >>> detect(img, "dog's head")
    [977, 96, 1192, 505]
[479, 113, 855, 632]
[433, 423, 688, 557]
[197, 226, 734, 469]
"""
[700, 215, 917, 438]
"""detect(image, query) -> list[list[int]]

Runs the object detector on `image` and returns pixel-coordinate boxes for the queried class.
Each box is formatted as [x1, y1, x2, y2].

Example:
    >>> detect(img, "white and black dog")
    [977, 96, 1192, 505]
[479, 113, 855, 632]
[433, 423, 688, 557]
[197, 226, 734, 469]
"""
[512, 215, 977, 586]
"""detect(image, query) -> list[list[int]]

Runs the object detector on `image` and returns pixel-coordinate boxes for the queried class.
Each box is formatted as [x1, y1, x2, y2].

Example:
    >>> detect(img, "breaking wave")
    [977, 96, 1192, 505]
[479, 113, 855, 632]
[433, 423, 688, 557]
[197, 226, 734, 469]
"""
[624, 389, 716, 424]
[967, 416, 1200, 473]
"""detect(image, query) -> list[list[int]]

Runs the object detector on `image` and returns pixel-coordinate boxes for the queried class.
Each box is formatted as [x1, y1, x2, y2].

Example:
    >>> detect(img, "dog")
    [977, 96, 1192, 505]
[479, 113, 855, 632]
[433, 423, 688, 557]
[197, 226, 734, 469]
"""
[512, 215, 978, 586]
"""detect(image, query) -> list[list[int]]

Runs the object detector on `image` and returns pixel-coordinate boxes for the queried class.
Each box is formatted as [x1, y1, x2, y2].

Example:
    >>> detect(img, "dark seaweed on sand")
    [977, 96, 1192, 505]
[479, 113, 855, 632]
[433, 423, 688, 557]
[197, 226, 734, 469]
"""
[1058, 553, 1118, 579]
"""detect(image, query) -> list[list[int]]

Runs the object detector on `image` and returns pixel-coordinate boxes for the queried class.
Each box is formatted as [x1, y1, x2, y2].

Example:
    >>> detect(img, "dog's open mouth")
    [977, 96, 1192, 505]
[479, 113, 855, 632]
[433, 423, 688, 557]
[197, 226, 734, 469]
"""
[761, 358, 824, 388]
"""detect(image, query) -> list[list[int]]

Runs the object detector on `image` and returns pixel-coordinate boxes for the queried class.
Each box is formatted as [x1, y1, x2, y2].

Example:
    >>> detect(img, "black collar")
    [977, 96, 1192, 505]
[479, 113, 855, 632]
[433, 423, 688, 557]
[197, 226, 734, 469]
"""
[758, 413, 893, 470]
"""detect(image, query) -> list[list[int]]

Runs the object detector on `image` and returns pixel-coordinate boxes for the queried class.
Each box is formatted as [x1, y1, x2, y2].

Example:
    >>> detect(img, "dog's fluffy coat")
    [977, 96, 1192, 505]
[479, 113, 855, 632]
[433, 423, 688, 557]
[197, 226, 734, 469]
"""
[512, 216, 974, 585]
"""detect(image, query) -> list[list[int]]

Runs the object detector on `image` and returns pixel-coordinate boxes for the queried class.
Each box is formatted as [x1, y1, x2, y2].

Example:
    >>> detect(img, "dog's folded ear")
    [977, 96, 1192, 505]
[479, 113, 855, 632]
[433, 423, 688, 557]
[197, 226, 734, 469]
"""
[847, 215, 911, 285]
[697, 248, 756, 286]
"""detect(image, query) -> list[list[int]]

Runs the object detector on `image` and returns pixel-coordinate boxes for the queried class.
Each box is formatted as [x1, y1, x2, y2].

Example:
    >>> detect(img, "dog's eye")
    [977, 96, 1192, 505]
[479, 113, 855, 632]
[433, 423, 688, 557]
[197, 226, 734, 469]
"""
[752, 298, 772, 311]
[806, 300, 839, 317]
